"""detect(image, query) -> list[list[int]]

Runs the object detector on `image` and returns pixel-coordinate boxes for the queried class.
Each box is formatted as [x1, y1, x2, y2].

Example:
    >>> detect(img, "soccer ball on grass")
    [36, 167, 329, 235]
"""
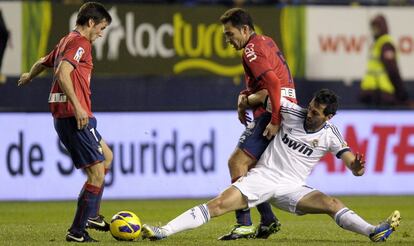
[110, 211, 142, 241]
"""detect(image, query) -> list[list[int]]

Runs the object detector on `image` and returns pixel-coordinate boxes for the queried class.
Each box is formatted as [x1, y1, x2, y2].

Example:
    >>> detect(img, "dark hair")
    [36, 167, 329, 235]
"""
[313, 89, 338, 116]
[76, 2, 112, 26]
[219, 8, 255, 31]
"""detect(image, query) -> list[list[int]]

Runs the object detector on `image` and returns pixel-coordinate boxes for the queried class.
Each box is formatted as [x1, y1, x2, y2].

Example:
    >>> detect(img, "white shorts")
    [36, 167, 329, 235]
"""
[232, 167, 316, 215]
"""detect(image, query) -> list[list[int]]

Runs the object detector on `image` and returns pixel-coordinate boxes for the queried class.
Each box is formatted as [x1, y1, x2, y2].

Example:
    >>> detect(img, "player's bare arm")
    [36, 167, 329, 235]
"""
[237, 94, 251, 126]
[56, 60, 89, 130]
[341, 151, 366, 176]
[246, 89, 268, 108]
[17, 57, 48, 86]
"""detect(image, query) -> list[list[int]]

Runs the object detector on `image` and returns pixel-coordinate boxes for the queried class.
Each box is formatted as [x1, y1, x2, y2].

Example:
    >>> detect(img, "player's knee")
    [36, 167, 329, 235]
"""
[327, 197, 344, 214]
[104, 149, 113, 168]
[207, 197, 226, 217]
[89, 168, 105, 185]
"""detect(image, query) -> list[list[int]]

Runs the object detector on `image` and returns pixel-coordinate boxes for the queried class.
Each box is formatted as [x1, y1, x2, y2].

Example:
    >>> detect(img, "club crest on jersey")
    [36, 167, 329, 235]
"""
[247, 121, 255, 129]
[311, 139, 319, 148]
[97, 145, 103, 155]
[73, 47, 85, 62]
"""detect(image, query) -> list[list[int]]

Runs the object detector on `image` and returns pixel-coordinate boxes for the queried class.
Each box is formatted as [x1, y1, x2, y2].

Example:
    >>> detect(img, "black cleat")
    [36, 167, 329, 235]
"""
[66, 230, 98, 243]
[86, 215, 110, 232]
[218, 224, 256, 240]
[255, 220, 281, 239]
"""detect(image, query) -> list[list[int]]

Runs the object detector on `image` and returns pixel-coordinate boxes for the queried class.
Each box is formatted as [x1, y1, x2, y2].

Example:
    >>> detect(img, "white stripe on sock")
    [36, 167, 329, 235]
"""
[162, 203, 210, 236]
[334, 207, 375, 236]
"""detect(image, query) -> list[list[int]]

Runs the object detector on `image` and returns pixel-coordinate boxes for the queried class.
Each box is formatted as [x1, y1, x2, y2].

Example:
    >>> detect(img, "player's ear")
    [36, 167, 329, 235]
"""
[88, 18, 95, 27]
[326, 114, 333, 120]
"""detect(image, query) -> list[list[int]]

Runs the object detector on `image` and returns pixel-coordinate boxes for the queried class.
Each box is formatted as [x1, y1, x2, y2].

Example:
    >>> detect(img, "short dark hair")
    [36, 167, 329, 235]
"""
[219, 8, 255, 31]
[313, 89, 338, 116]
[76, 2, 112, 26]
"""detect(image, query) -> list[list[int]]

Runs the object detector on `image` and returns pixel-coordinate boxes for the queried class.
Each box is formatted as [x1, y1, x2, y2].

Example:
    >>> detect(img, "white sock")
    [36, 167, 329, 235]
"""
[161, 204, 210, 236]
[334, 207, 375, 236]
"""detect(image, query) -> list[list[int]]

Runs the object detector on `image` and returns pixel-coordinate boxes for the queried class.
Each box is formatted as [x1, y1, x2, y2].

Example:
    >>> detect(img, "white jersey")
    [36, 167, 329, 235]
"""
[257, 98, 350, 185]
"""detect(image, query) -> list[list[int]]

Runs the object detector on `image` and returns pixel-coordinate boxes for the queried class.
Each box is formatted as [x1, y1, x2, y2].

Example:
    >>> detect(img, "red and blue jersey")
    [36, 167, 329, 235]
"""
[241, 34, 296, 123]
[42, 31, 93, 118]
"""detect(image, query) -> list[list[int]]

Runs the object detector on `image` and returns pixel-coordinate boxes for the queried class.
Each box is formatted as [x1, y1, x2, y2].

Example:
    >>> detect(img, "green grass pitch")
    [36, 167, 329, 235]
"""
[0, 196, 413, 245]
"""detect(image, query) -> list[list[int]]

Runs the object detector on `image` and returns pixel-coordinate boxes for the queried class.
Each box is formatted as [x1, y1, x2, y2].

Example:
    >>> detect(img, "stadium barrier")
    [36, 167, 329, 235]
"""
[1, 111, 413, 200]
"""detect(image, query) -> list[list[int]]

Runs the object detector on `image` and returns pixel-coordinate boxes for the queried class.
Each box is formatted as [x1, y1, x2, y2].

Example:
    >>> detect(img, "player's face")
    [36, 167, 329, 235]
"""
[223, 22, 250, 50]
[305, 99, 331, 131]
[89, 19, 109, 43]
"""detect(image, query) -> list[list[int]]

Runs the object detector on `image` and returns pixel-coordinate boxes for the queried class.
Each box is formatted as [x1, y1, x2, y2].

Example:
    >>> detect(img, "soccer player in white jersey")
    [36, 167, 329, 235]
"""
[141, 89, 401, 242]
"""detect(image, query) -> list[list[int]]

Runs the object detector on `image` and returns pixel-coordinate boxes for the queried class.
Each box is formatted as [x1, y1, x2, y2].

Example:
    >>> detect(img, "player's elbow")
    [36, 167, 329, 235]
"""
[353, 169, 365, 176]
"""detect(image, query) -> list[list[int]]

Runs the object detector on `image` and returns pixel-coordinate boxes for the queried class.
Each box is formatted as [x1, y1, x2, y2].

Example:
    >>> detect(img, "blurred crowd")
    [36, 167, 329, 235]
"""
[58, 0, 414, 6]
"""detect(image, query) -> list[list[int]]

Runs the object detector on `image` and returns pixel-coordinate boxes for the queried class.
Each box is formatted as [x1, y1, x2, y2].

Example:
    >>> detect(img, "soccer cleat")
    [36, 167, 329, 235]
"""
[65, 230, 98, 243]
[218, 224, 256, 240]
[86, 215, 110, 232]
[369, 210, 401, 242]
[255, 220, 281, 239]
[141, 224, 167, 241]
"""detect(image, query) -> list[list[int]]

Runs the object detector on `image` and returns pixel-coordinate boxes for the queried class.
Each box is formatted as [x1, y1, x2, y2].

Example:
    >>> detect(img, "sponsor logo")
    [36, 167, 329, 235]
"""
[73, 47, 85, 62]
[281, 133, 313, 156]
[69, 7, 265, 77]
[244, 43, 257, 63]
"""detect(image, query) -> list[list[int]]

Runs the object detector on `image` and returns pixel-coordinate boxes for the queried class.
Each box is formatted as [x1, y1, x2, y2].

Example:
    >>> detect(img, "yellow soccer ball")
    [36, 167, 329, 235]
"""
[110, 211, 142, 241]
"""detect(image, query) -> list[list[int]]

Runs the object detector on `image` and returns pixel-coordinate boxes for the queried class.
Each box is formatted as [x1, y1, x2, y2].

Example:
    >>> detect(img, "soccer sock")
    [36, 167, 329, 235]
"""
[93, 168, 109, 218]
[231, 176, 252, 226]
[162, 204, 210, 236]
[69, 183, 101, 233]
[235, 209, 252, 226]
[334, 207, 375, 236]
[257, 202, 277, 225]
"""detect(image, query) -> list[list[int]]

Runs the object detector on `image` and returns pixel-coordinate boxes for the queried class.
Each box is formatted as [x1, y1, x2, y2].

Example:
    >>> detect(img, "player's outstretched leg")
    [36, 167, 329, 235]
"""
[369, 210, 401, 242]
[255, 202, 281, 239]
[141, 224, 167, 241]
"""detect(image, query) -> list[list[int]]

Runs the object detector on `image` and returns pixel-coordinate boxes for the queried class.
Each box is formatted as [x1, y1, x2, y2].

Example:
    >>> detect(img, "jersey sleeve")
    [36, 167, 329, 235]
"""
[41, 45, 58, 67]
[327, 125, 351, 158]
[62, 37, 89, 68]
[242, 44, 271, 79]
[278, 97, 307, 122]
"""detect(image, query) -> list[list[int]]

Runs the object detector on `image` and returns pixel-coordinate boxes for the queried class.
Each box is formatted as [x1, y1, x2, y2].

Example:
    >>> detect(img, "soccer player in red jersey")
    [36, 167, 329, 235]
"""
[217, 8, 297, 240]
[17, 2, 112, 242]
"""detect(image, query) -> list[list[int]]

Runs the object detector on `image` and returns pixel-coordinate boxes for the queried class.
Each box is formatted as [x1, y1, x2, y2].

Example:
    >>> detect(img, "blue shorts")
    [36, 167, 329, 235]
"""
[54, 117, 105, 169]
[237, 112, 272, 160]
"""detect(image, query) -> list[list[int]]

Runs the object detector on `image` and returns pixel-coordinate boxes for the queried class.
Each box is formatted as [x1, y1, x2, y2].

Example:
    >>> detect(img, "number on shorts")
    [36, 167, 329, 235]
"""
[89, 128, 99, 142]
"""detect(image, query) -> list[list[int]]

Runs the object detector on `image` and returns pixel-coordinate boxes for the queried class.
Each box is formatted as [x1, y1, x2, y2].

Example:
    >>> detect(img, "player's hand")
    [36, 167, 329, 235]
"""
[238, 94, 249, 110]
[17, 73, 32, 86]
[237, 107, 251, 126]
[74, 107, 89, 130]
[263, 122, 279, 140]
[350, 153, 365, 176]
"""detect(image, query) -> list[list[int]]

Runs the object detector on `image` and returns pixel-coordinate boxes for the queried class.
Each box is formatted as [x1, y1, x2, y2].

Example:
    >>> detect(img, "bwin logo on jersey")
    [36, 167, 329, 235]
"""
[281, 134, 313, 156]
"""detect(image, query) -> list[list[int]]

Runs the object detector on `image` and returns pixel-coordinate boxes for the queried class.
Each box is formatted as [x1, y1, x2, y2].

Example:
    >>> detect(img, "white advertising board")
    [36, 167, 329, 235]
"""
[0, 111, 413, 200]
[306, 7, 414, 81]
[0, 2, 21, 76]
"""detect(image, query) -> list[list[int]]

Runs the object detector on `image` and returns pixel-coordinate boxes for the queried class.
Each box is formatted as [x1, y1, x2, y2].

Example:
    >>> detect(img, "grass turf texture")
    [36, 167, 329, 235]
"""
[0, 196, 413, 245]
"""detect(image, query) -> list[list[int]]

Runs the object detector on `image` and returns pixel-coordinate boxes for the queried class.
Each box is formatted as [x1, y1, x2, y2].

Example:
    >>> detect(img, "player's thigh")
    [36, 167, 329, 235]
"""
[236, 112, 272, 161]
[232, 168, 276, 209]
[99, 138, 113, 168]
[270, 185, 315, 215]
[207, 186, 247, 217]
[296, 190, 344, 216]
[229, 147, 256, 168]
